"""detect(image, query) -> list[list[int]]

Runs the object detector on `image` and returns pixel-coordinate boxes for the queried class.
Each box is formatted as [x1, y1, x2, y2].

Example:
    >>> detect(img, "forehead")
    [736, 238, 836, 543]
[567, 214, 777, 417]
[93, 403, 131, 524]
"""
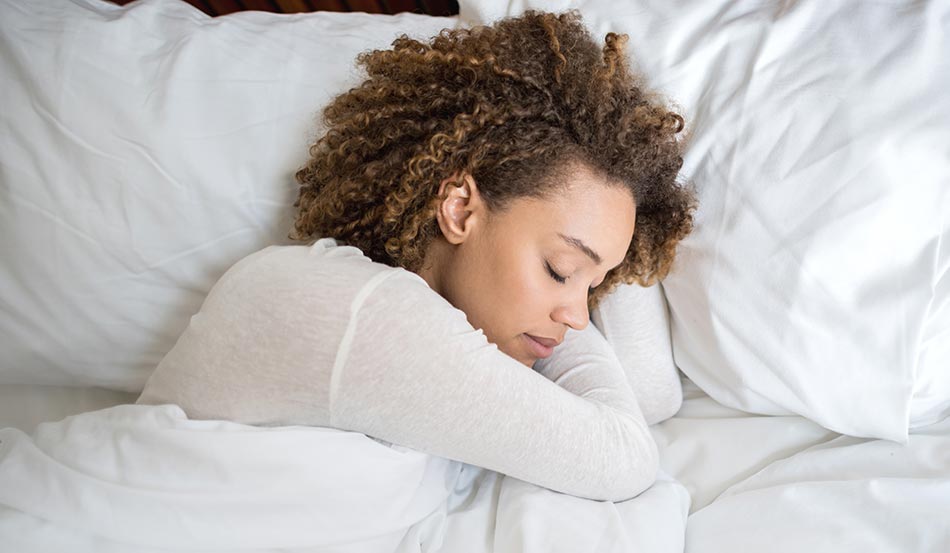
[500, 175, 636, 266]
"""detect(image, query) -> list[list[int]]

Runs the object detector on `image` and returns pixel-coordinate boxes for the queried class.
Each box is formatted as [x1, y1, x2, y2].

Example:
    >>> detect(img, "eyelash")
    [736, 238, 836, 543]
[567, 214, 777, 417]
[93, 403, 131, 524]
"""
[546, 261, 596, 293]
[545, 261, 567, 284]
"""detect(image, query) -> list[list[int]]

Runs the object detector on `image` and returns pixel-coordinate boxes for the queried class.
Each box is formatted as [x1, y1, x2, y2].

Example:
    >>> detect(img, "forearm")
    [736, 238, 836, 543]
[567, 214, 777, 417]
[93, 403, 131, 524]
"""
[532, 322, 647, 419]
[590, 281, 683, 426]
[531, 322, 659, 499]
[339, 273, 659, 502]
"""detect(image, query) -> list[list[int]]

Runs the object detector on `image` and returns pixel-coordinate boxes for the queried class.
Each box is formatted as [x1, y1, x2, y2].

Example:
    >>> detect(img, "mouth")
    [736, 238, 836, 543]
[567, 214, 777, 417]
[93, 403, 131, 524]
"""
[523, 333, 556, 359]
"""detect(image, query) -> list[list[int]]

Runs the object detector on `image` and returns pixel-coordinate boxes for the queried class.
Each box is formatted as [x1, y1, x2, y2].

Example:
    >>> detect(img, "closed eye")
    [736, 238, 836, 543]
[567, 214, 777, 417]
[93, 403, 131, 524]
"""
[545, 261, 566, 284]
[546, 261, 596, 294]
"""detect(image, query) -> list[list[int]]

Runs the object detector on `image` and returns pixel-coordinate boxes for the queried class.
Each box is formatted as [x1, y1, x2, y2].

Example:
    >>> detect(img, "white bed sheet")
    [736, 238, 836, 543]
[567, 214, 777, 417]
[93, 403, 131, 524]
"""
[653, 378, 950, 551]
[685, 416, 950, 551]
[652, 376, 840, 514]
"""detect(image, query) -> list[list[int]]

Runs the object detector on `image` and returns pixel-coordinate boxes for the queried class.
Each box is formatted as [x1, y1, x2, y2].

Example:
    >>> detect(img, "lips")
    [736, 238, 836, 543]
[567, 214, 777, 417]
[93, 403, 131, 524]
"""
[526, 334, 561, 348]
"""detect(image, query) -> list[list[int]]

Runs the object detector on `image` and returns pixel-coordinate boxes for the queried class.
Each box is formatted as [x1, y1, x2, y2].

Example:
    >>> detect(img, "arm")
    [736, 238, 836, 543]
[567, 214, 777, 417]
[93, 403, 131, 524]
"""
[589, 281, 683, 425]
[331, 272, 659, 503]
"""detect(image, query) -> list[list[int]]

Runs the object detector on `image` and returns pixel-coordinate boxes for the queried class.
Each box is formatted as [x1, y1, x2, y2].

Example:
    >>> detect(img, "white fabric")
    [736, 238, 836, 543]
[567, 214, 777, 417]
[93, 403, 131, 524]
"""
[4, 377, 949, 552]
[4, 0, 948, 548]
[136, 237, 663, 502]
[0, 384, 137, 434]
[0, 0, 462, 391]
[651, 377, 839, 514]
[460, 0, 950, 442]
[652, 377, 950, 551]
[0, 0, 686, 427]
[0, 402, 689, 552]
[0, 404, 459, 551]
[682, 415, 950, 551]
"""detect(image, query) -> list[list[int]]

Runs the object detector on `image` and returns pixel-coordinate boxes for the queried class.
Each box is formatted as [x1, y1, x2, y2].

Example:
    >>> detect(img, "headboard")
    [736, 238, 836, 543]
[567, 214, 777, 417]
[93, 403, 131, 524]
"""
[106, 0, 459, 17]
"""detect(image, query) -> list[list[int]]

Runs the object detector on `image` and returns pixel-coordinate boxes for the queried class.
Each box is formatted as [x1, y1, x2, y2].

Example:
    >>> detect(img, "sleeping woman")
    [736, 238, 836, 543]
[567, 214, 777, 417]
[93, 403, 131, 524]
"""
[135, 9, 697, 502]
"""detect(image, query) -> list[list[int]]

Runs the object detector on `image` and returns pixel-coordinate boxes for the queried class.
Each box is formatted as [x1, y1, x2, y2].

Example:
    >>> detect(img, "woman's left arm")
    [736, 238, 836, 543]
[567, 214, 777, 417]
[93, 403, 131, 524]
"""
[589, 281, 683, 425]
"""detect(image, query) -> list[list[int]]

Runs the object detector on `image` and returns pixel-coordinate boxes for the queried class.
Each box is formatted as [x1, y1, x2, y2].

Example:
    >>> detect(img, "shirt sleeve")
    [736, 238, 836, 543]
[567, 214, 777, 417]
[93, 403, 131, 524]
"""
[329, 270, 659, 503]
[590, 281, 684, 425]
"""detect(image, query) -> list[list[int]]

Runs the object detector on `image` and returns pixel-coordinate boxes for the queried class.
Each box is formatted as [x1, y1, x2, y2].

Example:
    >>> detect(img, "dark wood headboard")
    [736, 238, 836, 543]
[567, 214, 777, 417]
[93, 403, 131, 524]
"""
[107, 0, 459, 17]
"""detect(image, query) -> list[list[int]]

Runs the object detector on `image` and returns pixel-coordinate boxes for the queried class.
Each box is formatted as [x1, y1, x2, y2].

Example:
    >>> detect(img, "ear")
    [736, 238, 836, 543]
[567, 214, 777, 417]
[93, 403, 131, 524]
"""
[435, 172, 482, 245]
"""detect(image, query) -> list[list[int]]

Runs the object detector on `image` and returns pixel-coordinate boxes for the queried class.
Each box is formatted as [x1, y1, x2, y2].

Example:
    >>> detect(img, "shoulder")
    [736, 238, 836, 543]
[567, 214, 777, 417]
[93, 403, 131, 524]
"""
[354, 267, 488, 352]
[359, 264, 460, 317]
[203, 237, 406, 312]
[207, 237, 475, 338]
[226, 237, 382, 276]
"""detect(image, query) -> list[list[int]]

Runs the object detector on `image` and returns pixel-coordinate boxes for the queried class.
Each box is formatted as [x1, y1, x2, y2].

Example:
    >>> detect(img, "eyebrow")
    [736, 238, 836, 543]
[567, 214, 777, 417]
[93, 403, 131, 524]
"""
[557, 233, 602, 265]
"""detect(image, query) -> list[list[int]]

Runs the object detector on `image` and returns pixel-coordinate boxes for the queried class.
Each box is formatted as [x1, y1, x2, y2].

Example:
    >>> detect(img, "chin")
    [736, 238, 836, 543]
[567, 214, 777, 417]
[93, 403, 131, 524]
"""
[505, 349, 532, 368]
[497, 341, 535, 368]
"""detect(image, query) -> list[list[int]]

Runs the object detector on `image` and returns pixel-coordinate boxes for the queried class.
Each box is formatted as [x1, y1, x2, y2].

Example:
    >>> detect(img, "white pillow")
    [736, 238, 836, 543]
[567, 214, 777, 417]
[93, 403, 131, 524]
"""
[0, 0, 460, 391]
[461, 0, 950, 441]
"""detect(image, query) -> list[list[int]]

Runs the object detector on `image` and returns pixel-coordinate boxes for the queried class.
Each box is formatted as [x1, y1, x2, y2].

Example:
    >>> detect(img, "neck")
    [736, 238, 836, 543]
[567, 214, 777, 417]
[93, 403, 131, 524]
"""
[416, 238, 449, 296]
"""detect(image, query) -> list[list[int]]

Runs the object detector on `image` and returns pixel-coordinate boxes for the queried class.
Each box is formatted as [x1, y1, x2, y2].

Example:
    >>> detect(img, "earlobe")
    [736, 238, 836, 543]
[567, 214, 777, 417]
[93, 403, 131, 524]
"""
[436, 172, 478, 245]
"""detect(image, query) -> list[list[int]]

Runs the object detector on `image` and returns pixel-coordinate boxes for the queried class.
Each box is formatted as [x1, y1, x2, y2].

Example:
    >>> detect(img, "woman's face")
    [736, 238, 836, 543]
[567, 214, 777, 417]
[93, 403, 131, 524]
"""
[418, 162, 636, 368]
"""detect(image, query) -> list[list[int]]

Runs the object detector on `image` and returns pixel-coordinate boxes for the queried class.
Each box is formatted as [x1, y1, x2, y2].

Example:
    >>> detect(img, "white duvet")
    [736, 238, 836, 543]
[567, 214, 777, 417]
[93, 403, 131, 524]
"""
[0, 404, 689, 552]
[3, 393, 947, 552]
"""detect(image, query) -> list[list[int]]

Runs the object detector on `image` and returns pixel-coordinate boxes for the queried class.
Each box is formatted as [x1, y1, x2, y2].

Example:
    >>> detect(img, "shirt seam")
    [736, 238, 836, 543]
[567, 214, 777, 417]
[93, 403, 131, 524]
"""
[328, 268, 405, 428]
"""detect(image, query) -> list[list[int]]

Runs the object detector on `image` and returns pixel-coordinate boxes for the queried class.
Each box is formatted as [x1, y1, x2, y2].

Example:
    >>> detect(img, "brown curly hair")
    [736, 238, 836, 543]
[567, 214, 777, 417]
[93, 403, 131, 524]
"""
[290, 9, 697, 312]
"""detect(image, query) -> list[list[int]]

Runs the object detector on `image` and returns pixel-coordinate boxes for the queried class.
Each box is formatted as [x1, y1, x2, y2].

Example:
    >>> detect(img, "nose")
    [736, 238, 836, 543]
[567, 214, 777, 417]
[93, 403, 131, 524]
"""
[552, 292, 590, 332]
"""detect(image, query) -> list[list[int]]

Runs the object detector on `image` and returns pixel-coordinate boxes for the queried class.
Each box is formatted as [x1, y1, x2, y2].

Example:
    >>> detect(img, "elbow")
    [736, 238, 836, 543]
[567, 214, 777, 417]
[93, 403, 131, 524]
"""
[645, 375, 684, 426]
[669, 383, 684, 419]
[659, 382, 684, 424]
[619, 439, 660, 502]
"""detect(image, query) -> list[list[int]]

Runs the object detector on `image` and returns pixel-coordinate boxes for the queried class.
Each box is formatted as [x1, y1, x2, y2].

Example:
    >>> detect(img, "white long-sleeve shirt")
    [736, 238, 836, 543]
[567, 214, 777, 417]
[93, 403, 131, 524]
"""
[136, 237, 680, 502]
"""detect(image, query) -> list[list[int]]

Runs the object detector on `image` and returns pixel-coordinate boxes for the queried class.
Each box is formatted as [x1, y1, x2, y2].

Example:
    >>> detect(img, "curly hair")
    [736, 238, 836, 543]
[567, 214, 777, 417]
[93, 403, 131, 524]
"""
[290, 9, 698, 312]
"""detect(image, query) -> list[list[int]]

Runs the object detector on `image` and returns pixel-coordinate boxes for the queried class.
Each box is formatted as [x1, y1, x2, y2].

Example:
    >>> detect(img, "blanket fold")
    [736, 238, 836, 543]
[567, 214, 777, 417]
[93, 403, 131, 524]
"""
[0, 404, 689, 552]
[0, 404, 460, 550]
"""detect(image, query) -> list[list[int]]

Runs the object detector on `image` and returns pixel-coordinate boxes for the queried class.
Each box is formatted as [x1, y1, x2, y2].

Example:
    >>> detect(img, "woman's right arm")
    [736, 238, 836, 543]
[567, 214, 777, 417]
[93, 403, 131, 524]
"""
[330, 271, 659, 502]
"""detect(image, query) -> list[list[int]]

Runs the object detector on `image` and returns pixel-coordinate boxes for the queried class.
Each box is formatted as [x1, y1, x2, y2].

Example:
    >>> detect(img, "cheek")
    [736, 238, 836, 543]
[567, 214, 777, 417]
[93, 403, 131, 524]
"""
[453, 247, 520, 328]
[498, 252, 550, 319]
[462, 238, 551, 346]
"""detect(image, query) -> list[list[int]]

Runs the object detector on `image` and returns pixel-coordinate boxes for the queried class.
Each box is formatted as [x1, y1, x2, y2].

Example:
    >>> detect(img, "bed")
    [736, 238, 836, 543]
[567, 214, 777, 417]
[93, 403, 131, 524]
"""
[1, 0, 948, 551]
